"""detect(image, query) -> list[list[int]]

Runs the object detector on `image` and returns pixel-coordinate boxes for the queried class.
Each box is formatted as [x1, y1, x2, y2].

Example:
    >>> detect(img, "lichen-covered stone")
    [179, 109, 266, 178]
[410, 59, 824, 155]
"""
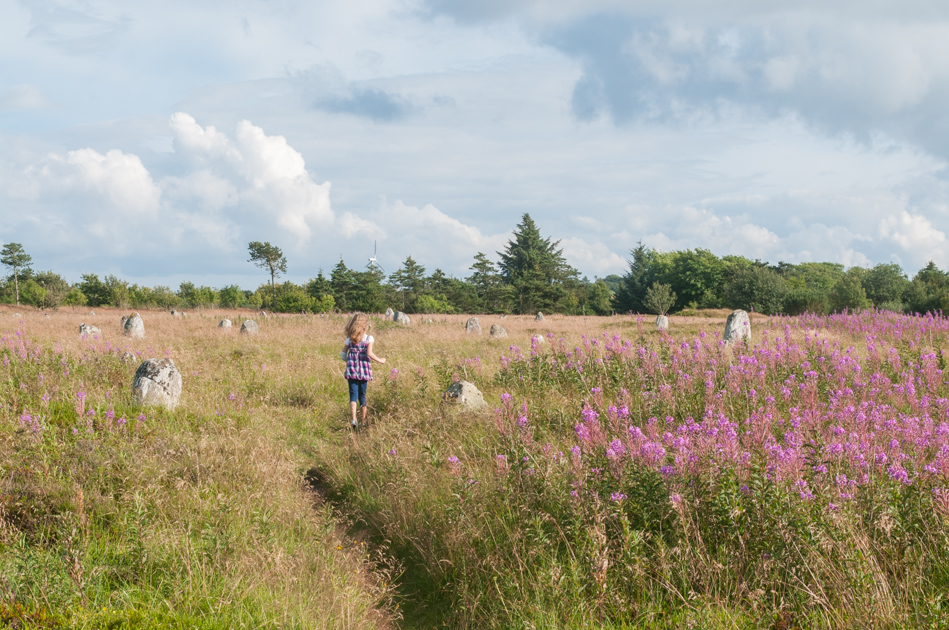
[79, 323, 101, 337]
[124, 312, 145, 339]
[535, 312, 545, 321]
[385, 308, 394, 319]
[443, 380, 487, 409]
[132, 358, 182, 410]
[724, 309, 751, 343]
[489, 324, 507, 338]
[656, 315, 669, 331]
[465, 317, 481, 334]
[241, 320, 259, 335]
[219, 319, 232, 329]
[393, 312, 410, 325]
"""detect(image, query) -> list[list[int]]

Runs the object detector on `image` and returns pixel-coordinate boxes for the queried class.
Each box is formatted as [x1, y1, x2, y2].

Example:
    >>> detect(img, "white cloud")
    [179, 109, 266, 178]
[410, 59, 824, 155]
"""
[560, 237, 626, 276]
[63, 148, 161, 214]
[879, 211, 947, 267]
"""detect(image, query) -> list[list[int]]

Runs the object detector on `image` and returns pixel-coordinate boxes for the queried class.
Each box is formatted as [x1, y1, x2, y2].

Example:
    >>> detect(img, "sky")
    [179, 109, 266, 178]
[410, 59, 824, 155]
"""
[2, 0, 949, 289]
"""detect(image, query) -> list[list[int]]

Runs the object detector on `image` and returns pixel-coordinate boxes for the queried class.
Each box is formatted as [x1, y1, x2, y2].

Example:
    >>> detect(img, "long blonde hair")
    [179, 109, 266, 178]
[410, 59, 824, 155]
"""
[345, 313, 370, 344]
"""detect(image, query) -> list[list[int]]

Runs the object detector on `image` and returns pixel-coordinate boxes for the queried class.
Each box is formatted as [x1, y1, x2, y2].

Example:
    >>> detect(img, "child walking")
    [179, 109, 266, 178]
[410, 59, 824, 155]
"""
[342, 313, 386, 428]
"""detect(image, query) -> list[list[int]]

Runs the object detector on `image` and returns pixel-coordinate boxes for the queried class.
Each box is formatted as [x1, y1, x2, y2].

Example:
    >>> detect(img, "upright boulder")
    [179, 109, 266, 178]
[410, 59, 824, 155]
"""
[132, 358, 182, 410]
[656, 315, 669, 331]
[123, 312, 145, 339]
[240, 320, 259, 336]
[79, 323, 101, 337]
[219, 319, 232, 329]
[443, 381, 487, 409]
[393, 311, 410, 325]
[465, 317, 481, 334]
[489, 324, 507, 339]
[535, 312, 545, 322]
[170, 310, 181, 317]
[724, 310, 751, 343]
[385, 308, 394, 319]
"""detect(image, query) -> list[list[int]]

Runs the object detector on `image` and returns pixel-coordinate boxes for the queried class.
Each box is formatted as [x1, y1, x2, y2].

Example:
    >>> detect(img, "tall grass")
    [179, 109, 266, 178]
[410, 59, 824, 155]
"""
[6, 308, 949, 629]
[0, 308, 393, 629]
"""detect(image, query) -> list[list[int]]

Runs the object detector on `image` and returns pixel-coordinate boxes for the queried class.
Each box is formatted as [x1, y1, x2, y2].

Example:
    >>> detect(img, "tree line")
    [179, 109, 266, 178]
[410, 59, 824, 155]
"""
[2, 215, 948, 315]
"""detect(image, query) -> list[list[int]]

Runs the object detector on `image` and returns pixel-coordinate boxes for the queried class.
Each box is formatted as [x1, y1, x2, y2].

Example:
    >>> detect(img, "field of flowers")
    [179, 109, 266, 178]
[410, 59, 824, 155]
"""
[3, 308, 949, 628]
[324, 311, 949, 629]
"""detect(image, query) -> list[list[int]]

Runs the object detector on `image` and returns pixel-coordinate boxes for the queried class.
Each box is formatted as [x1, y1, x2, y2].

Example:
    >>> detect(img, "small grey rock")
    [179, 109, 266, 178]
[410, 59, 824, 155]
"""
[656, 315, 669, 331]
[132, 358, 182, 410]
[535, 312, 545, 321]
[724, 309, 751, 343]
[219, 319, 232, 329]
[531, 334, 547, 345]
[123, 312, 145, 339]
[241, 320, 259, 335]
[489, 324, 507, 338]
[79, 323, 101, 337]
[393, 311, 410, 325]
[88, 311, 95, 316]
[443, 380, 487, 409]
[120, 351, 136, 364]
[425, 318, 434, 324]
[170, 310, 181, 317]
[465, 317, 481, 334]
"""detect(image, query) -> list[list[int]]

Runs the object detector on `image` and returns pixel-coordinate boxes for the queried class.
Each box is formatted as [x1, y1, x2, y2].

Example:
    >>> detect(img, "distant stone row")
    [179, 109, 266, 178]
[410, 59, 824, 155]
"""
[78, 314, 261, 339]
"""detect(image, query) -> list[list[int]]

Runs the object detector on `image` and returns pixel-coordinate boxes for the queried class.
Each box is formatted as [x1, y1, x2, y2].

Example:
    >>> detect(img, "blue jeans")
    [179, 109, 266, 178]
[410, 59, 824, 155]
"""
[348, 379, 368, 406]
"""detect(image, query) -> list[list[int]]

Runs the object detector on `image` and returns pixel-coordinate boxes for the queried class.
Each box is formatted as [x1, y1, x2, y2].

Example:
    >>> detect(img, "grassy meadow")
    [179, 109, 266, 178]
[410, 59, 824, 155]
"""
[2, 306, 949, 628]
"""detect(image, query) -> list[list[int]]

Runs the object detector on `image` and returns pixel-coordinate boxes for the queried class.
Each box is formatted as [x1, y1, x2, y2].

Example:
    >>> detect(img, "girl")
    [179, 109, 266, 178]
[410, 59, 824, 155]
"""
[342, 313, 386, 428]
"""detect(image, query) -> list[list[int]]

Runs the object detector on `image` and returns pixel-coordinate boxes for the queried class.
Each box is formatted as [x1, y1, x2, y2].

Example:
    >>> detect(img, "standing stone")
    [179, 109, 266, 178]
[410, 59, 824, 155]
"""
[123, 312, 145, 339]
[531, 334, 547, 346]
[241, 320, 259, 335]
[132, 358, 182, 410]
[465, 317, 481, 334]
[489, 324, 507, 339]
[170, 310, 181, 317]
[442, 380, 487, 409]
[385, 308, 395, 319]
[425, 318, 434, 324]
[535, 312, 545, 322]
[79, 323, 101, 337]
[724, 309, 752, 343]
[393, 311, 410, 325]
[656, 315, 669, 331]
[88, 311, 95, 316]
[219, 319, 232, 329]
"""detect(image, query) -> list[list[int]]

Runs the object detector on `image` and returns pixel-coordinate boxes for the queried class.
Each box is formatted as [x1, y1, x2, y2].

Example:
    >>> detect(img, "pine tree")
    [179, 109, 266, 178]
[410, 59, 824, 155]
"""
[1, 243, 32, 306]
[497, 214, 577, 314]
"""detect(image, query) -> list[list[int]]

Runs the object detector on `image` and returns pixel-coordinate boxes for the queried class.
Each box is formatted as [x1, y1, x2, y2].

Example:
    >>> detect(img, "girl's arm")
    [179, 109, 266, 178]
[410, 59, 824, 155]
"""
[365, 341, 386, 364]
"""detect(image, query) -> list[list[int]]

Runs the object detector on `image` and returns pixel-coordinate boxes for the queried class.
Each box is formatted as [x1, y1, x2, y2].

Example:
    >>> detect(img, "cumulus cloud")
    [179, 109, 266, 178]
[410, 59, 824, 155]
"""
[879, 211, 948, 267]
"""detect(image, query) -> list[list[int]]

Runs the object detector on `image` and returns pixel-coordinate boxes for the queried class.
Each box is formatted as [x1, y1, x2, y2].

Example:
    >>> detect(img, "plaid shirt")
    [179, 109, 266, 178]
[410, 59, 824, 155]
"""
[343, 336, 373, 380]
